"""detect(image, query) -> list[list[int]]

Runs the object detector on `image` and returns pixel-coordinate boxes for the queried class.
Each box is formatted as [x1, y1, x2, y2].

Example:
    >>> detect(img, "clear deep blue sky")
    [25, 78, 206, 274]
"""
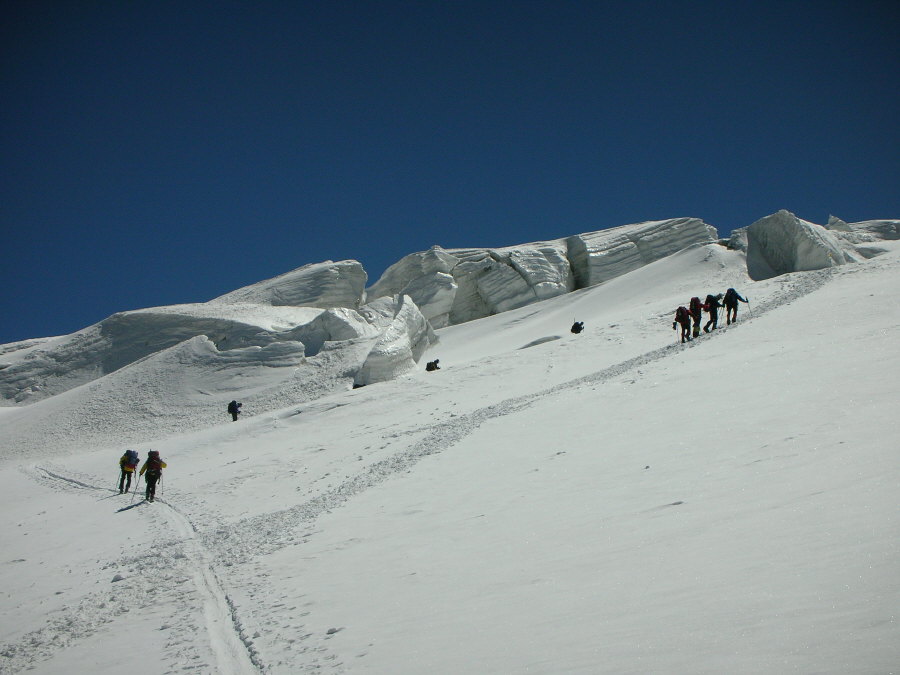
[2, 0, 898, 343]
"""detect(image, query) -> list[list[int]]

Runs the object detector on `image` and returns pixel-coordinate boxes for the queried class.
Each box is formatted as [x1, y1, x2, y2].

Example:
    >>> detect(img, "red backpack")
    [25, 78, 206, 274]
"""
[145, 452, 163, 476]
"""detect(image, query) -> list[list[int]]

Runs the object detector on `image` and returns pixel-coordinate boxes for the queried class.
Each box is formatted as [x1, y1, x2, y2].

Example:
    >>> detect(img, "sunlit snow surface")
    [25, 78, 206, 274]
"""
[1, 241, 898, 674]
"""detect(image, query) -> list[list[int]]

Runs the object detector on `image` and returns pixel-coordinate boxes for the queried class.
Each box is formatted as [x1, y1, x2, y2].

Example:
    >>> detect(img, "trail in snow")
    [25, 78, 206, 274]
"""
[163, 502, 264, 674]
[0, 469, 262, 675]
[2, 267, 833, 674]
[208, 267, 835, 566]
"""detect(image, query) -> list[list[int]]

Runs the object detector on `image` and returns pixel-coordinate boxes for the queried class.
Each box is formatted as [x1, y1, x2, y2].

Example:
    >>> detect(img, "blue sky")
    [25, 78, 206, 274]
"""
[2, 0, 897, 344]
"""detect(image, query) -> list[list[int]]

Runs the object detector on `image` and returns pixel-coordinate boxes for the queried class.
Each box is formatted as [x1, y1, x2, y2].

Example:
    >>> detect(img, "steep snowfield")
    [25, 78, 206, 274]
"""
[1, 242, 898, 674]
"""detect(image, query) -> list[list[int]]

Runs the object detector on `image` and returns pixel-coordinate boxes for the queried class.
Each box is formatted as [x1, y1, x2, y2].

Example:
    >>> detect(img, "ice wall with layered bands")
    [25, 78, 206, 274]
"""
[354, 295, 436, 387]
[367, 218, 717, 327]
[212, 259, 367, 309]
[0, 292, 435, 406]
[745, 210, 900, 280]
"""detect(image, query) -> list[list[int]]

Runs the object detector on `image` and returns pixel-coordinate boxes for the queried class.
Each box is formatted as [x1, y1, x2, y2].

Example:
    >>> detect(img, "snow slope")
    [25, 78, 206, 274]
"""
[1, 241, 898, 674]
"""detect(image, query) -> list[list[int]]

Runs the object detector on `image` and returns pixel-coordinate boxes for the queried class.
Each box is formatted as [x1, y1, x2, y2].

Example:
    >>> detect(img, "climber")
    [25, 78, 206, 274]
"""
[672, 306, 692, 343]
[139, 450, 167, 503]
[723, 288, 749, 324]
[703, 293, 723, 333]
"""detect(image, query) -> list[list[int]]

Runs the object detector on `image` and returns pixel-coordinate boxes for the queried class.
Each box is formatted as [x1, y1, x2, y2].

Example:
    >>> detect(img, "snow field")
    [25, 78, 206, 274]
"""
[1, 242, 898, 673]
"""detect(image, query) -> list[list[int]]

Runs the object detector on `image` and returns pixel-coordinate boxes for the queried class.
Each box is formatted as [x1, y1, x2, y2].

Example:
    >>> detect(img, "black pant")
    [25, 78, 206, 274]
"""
[119, 470, 133, 492]
[230, 412, 238, 421]
[725, 303, 738, 324]
[145, 473, 160, 501]
[705, 310, 719, 332]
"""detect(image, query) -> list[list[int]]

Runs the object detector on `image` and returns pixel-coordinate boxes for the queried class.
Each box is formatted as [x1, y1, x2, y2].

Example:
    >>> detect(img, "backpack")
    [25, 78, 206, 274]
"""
[675, 306, 690, 324]
[124, 449, 139, 467]
[145, 452, 163, 477]
[689, 297, 701, 315]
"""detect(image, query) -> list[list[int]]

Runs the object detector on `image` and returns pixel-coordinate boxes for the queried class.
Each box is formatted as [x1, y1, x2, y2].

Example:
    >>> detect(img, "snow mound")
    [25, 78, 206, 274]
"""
[211, 259, 367, 308]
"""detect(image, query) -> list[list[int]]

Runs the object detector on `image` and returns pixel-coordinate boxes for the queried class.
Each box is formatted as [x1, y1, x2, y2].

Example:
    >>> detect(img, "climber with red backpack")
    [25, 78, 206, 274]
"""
[688, 297, 703, 338]
[703, 293, 723, 333]
[672, 306, 692, 343]
[139, 450, 167, 502]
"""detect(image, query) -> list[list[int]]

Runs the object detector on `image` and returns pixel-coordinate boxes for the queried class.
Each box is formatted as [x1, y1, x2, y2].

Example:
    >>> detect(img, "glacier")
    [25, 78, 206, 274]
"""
[3, 211, 898, 430]
[745, 210, 900, 280]
[367, 217, 719, 327]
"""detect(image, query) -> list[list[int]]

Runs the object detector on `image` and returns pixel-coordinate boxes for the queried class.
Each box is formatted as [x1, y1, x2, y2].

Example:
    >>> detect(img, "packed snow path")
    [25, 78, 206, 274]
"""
[0, 266, 838, 674]
[0, 469, 262, 675]
[207, 267, 836, 565]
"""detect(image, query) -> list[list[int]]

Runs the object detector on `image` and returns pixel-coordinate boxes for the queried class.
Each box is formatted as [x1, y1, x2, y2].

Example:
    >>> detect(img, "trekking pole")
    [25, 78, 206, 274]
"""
[747, 298, 752, 318]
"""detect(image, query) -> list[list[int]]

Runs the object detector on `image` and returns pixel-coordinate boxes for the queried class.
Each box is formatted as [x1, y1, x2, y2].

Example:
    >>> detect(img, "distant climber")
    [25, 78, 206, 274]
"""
[118, 449, 139, 494]
[723, 288, 749, 324]
[672, 306, 692, 343]
[227, 400, 242, 422]
[688, 297, 703, 338]
[703, 293, 723, 333]
[570, 321, 584, 334]
[425, 359, 441, 372]
[139, 450, 167, 503]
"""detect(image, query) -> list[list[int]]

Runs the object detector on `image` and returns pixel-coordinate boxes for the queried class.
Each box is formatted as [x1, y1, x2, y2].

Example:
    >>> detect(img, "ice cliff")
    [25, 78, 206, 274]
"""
[211, 260, 367, 308]
[5, 212, 896, 418]
[367, 217, 718, 327]
[746, 210, 900, 280]
[0, 295, 433, 406]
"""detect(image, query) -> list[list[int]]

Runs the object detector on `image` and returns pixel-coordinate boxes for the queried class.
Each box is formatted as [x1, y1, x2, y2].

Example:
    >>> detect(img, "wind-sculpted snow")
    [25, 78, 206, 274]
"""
[0, 219, 718, 409]
[0, 296, 436, 456]
[368, 218, 716, 327]
[283, 307, 381, 357]
[0, 336, 318, 454]
[0, 295, 436, 417]
[0, 304, 322, 405]
[354, 295, 436, 386]
[850, 218, 900, 241]
[826, 217, 900, 259]
[565, 217, 718, 287]
[747, 210, 851, 280]
[211, 259, 367, 309]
